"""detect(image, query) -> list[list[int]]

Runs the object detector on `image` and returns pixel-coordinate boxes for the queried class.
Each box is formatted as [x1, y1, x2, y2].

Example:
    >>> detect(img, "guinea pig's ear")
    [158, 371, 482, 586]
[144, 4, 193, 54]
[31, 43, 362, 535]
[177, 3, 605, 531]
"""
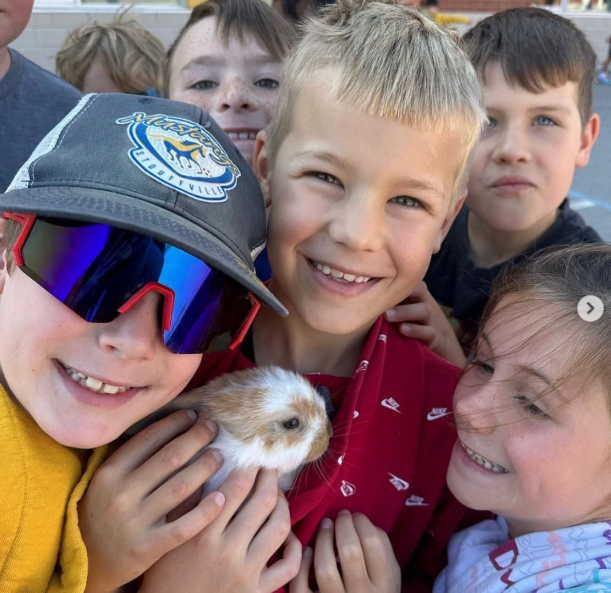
[253, 130, 272, 209]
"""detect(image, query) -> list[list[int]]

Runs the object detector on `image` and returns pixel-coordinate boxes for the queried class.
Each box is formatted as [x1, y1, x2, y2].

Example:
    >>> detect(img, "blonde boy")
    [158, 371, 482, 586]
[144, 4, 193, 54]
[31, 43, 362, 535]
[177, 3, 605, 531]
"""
[91, 1, 486, 591]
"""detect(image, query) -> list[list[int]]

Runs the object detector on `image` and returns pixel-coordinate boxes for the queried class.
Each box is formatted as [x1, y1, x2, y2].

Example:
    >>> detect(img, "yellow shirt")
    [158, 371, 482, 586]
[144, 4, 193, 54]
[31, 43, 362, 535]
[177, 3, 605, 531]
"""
[0, 387, 108, 593]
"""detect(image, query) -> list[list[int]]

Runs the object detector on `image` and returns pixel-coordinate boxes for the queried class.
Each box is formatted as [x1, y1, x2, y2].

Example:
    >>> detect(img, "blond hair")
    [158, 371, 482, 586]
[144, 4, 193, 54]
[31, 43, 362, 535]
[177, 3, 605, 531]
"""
[56, 12, 166, 95]
[266, 0, 486, 199]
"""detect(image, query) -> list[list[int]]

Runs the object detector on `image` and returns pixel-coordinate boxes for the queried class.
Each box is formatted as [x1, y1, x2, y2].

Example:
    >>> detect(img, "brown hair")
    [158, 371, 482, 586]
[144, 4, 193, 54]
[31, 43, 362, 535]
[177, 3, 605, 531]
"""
[165, 0, 296, 97]
[56, 11, 166, 95]
[463, 8, 596, 126]
[471, 243, 611, 408]
[3, 219, 22, 274]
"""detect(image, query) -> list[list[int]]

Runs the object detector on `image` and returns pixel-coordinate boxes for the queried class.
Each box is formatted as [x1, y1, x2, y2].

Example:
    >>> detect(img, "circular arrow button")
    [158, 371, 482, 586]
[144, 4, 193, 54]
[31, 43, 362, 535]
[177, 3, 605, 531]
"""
[577, 295, 604, 322]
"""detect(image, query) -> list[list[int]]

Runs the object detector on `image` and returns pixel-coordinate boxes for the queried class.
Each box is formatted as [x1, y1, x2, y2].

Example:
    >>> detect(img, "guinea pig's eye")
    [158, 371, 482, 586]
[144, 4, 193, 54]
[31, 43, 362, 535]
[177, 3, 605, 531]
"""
[283, 417, 300, 430]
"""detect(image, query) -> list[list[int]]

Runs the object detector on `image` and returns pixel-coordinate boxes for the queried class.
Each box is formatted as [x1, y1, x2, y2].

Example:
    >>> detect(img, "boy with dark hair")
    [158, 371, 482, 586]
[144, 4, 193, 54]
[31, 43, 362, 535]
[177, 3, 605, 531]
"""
[0, 0, 81, 192]
[0, 93, 297, 593]
[389, 8, 601, 363]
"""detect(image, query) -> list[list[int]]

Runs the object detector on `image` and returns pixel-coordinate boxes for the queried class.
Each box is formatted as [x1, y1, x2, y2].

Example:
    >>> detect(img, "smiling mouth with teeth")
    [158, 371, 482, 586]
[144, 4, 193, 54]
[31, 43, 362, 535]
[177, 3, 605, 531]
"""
[60, 362, 133, 395]
[460, 441, 508, 473]
[226, 131, 258, 141]
[310, 259, 372, 284]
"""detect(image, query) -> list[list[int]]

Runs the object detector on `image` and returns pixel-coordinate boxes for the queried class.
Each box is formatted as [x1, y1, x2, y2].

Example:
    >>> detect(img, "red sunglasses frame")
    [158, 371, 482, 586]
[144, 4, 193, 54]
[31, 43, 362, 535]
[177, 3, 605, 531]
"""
[3, 212, 261, 351]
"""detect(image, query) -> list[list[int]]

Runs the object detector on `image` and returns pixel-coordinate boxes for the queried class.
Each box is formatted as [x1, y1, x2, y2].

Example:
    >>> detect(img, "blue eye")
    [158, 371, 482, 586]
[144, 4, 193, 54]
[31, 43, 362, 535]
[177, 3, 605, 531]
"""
[391, 196, 421, 208]
[534, 116, 556, 127]
[192, 80, 217, 91]
[467, 353, 494, 375]
[315, 172, 340, 185]
[255, 78, 279, 90]
[514, 394, 547, 418]
[485, 117, 498, 129]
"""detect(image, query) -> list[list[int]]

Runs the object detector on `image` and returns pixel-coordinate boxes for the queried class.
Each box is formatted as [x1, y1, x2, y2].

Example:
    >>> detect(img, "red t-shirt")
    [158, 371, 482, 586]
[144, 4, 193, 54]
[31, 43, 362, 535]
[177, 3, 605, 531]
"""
[190, 316, 466, 591]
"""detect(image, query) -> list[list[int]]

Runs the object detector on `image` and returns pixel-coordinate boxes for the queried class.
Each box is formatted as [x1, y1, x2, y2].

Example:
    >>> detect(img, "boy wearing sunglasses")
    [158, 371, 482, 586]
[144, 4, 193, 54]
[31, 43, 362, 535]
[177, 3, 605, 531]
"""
[0, 93, 292, 592]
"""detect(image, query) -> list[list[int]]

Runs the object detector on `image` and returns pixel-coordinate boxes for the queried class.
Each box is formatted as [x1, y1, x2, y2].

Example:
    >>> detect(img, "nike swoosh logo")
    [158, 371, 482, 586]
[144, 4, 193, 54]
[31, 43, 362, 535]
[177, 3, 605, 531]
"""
[381, 399, 401, 413]
[427, 410, 452, 420]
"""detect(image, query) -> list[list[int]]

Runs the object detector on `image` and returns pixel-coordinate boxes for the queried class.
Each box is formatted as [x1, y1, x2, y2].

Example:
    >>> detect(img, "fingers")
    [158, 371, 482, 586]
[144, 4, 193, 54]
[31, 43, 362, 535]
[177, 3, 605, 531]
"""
[289, 544, 314, 593]
[352, 514, 398, 589]
[334, 511, 368, 592]
[377, 527, 402, 589]
[111, 410, 205, 472]
[398, 322, 436, 346]
[386, 301, 432, 326]
[226, 470, 280, 540]
[313, 519, 344, 593]
[113, 410, 216, 471]
[143, 447, 224, 524]
[208, 466, 259, 534]
[132, 416, 219, 496]
[248, 490, 292, 565]
[261, 532, 303, 593]
[154, 490, 226, 557]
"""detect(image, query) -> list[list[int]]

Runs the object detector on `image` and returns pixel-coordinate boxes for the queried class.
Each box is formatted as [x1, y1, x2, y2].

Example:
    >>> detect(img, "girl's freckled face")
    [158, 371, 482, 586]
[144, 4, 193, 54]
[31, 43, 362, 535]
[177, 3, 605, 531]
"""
[168, 17, 282, 166]
[447, 299, 611, 536]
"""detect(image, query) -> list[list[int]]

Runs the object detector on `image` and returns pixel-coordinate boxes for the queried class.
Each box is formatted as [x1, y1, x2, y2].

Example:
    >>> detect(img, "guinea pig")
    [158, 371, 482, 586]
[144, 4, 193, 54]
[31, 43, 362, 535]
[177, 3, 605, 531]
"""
[128, 366, 333, 493]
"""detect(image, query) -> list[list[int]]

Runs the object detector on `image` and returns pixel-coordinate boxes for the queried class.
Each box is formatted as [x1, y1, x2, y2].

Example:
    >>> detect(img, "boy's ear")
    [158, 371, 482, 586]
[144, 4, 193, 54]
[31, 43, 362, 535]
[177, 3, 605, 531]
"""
[575, 113, 600, 169]
[253, 130, 272, 209]
[0, 218, 9, 294]
[433, 193, 465, 254]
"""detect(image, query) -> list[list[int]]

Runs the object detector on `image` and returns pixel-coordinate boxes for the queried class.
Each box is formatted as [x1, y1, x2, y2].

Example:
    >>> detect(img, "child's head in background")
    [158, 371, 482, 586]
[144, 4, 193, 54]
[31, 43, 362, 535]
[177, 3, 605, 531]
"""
[166, 0, 295, 166]
[448, 243, 611, 537]
[56, 12, 165, 95]
[462, 8, 599, 243]
[253, 0, 485, 346]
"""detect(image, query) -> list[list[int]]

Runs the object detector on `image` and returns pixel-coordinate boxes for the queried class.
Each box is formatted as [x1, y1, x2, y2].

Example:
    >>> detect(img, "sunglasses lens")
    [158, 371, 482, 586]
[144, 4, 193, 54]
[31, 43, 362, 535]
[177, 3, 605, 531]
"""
[19, 218, 257, 354]
[157, 248, 258, 354]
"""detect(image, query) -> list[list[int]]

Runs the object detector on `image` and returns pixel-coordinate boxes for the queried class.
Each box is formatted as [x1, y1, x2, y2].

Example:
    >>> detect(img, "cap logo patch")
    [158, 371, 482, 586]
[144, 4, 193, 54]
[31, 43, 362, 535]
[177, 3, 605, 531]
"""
[116, 112, 241, 202]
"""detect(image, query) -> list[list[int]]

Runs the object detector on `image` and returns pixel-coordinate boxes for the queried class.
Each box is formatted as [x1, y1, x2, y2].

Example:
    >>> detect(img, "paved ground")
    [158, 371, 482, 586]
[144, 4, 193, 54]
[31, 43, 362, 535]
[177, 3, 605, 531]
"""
[570, 84, 611, 239]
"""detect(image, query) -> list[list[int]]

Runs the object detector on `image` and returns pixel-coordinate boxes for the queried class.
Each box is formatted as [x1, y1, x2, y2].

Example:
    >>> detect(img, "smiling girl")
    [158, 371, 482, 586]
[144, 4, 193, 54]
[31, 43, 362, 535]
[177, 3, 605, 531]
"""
[436, 243, 611, 593]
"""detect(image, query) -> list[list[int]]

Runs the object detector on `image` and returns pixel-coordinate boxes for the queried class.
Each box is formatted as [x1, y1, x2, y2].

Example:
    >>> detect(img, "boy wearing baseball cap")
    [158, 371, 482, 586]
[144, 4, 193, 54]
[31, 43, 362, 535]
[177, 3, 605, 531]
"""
[0, 93, 295, 592]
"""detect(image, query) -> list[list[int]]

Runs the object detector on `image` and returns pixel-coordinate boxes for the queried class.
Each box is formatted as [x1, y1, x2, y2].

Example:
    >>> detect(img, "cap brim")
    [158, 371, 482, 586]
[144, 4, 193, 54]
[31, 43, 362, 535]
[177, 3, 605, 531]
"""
[0, 186, 288, 317]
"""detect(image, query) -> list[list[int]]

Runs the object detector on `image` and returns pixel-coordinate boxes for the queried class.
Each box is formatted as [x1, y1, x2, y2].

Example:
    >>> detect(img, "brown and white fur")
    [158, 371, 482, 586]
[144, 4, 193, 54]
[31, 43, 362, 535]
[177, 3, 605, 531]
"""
[129, 366, 332, 493]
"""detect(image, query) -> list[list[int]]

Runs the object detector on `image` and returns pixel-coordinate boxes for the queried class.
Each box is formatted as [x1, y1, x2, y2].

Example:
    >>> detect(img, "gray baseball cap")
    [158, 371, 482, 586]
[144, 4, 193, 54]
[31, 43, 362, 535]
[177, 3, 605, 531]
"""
[1, 93, 287, 316]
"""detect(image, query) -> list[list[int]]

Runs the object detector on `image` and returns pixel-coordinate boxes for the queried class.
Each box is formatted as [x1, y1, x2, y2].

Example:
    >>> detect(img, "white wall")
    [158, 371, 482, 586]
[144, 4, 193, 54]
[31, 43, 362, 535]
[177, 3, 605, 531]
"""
[11, 7, 190, 73]
[11, 8, 611, 74]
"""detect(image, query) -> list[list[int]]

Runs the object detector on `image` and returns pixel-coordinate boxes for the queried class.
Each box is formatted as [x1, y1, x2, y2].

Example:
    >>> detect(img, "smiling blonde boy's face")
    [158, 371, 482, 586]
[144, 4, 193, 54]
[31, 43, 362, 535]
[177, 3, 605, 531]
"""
[255, 74, 465, 337]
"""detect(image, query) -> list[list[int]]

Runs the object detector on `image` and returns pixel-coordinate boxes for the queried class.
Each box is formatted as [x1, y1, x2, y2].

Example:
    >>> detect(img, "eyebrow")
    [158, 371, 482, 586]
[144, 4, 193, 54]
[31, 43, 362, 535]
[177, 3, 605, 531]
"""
[182, 54, 279, 72]
[487, 104, 572, 116]
[480, 332, 564, 400]
[295, 150, 446, 198]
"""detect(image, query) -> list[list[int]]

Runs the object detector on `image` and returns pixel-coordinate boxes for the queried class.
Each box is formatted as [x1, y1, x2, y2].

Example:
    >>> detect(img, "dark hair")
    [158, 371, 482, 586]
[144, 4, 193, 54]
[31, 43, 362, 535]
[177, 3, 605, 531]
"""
[474, 243, 611, 405]
[463, 8, 596, 126]
[165, 0, 296, 96]
[3, 218, 22, 274]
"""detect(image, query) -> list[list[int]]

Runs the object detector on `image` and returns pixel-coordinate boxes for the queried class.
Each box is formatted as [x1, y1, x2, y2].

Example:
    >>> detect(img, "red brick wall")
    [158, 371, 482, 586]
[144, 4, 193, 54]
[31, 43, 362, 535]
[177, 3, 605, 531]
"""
[441, 0, 535, 11]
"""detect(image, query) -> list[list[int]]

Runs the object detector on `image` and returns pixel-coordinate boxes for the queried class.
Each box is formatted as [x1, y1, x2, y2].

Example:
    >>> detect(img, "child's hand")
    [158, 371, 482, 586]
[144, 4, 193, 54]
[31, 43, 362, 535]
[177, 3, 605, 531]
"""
[290, 511, 401, 593]
[80, 410, 226, 593]
[385, 281, 466, 367]
[139, 468, 302, 593]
